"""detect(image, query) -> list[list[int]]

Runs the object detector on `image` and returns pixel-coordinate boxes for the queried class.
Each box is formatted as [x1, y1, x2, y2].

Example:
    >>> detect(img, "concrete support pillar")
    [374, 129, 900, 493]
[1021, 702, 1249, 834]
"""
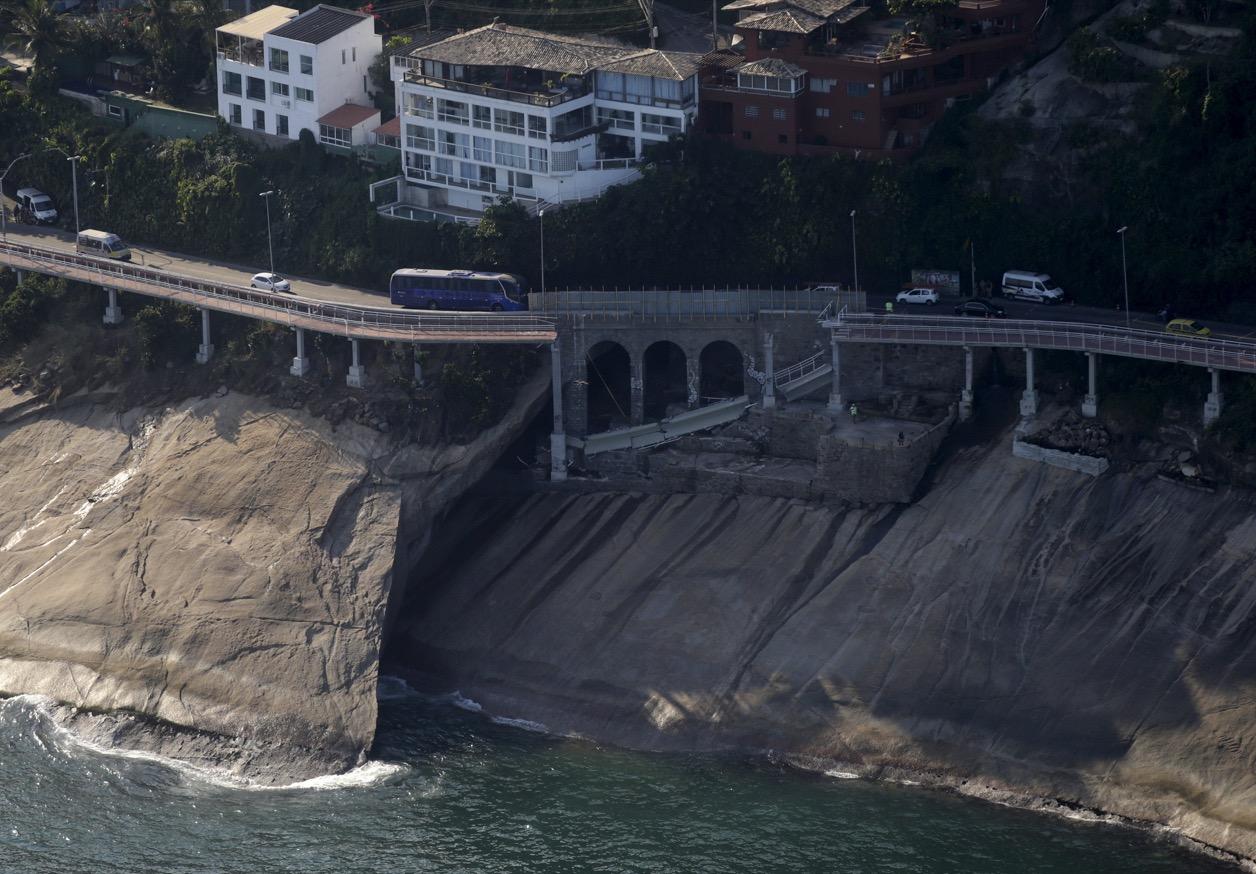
[827, 334, 844, 411]
[346, 338, 366, 388]
[1081, 352, 1099, 418]
[630, 355, 644, 425]
[195, 309, 213, 364]
[685, 355, 700, 409]
[549, 342, 567, 482]
[103, 287, 123, 325]
[14, 269, 25, 283]
[762, 333, 777, 410]
[1204, 367, 1223, 427]
[959, 345, 974, 421]
[412, 345, 423, 385]
[290, 327, 310, 377]
[1019, 347, 1038, 419]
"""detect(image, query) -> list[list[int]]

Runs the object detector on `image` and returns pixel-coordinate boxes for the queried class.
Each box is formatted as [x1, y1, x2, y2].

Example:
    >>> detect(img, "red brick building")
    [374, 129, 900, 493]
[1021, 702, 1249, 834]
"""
[699, 0, 1045, 157]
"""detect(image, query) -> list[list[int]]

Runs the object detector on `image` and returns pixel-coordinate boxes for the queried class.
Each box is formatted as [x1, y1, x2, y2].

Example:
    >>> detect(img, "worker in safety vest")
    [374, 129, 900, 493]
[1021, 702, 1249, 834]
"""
[884, 300, 894, 314]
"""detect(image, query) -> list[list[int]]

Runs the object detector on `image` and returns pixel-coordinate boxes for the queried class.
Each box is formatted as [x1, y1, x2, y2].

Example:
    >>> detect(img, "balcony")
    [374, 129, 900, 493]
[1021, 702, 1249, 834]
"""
[552, 119, 609, 144]
[216, 36, 263, 67]
[403, 71, 589, 109]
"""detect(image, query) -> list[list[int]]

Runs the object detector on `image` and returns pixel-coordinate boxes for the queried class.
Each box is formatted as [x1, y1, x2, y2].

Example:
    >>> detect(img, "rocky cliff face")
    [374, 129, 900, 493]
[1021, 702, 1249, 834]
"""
[394, 425, 1256, 862]
[0, 369, 548, 782]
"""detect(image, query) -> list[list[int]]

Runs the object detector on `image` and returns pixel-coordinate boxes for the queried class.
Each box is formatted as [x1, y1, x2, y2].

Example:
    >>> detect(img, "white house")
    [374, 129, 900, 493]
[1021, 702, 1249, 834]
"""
[374, 23, 701, 222]
[215, 4, 382, 150]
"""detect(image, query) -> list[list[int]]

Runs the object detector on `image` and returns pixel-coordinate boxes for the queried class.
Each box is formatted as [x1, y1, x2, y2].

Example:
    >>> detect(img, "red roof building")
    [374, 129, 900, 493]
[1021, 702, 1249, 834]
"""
[699, 0, 1045, 158]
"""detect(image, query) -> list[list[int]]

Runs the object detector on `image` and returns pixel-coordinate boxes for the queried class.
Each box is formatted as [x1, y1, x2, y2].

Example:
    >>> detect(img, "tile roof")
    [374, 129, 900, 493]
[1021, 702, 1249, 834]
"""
[595, 49, 704, 81]
[724, 0, 864, 32]
[317, 103, 380, 128]
[737, 7, 827, 33]
[734, 57, 808, 77]
[270, 4, 370, 44]
[217, 4, 297, 40]
[374, 116, 401, 136]
[407, 22, 703, 80]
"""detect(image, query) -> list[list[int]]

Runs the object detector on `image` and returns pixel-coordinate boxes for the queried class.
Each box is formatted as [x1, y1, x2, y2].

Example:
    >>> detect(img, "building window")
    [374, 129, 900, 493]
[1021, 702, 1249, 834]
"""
[107, 104, 124, 118]
[597, 107, 634, 130]
[406, 124, 435, 151]
[641, 112, 681, 135]
[229, 103, 242, 125]
[253, 108, 265, 130]
[744, 105, 759, 118]
[494, 140, 525, 169]
[741, 130, 751, 140]
[295, 87, 313, 102]
[473, 135, 492, 162]
[341, 49, 346, 64]
[319, 124, 352, 148]
[737, 73, 802, 95]
[300, 54, 312, 75]
[223, 70, 242, 96]
[272, 81, 289, 97]
[405, 93, 434, 118]
[439, 130, 471, 158]
[493, 108, 524, 136]
[510, 171, 533, 190]
[269, 48, 289, 73]
[246, 76, 265, 101]
[479, 165, 497, 186]
[528, 145, 548, 173]
[527, 115, 547, 140]
[816, 107, 831, 118]
[473, 104, 491, 129]
[277, 114, 289, 136]
[438, 99, 469, 125]
[852, 110, 866, 121]
[846, 82, 871, 97]
[352, 47, 356, 62]
[810, 77, 836, 93]
[772, 107, 786, 121]
[778, 133, 788, 143]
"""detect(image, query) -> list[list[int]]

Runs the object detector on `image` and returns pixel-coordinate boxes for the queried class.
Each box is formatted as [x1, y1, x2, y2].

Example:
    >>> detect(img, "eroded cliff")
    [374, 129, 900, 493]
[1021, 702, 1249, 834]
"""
[393, 425, 1256, 862]
[0, 367, 548, 782]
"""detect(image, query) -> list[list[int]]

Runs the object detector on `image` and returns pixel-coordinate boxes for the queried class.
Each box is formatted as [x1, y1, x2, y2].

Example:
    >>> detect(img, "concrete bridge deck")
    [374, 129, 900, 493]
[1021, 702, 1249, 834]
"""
[1, 239, 557, 345]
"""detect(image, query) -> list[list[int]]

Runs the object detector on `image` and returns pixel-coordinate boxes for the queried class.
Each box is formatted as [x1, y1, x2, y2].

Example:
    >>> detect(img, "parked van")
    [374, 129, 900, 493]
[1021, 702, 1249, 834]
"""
[1001, 271, 1064, 304]
[15, 188, 58, 224]
[77, 229, 131, 261]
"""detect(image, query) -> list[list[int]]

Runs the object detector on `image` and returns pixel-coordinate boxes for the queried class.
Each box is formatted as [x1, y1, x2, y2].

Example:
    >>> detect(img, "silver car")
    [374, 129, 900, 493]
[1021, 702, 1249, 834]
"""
[251, 272, 292, 294]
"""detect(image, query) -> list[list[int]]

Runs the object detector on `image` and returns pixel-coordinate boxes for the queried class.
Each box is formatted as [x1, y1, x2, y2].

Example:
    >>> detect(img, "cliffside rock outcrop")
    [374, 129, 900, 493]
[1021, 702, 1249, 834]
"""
[395, 427, 1256, 861]
[0, 368, 548, 782]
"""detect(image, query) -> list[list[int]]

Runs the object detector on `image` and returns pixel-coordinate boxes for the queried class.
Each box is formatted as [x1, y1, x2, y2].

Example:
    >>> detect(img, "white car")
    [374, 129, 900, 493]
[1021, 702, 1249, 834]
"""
[251, 272, 291, 294]
[895, 287, 939, 306]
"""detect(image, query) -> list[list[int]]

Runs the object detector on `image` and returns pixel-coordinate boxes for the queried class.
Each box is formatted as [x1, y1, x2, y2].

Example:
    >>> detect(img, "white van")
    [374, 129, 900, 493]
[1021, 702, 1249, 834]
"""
[1002, 271, 1064, 304]
[77, 229, 132, 261]
[15, 188, 58, 224]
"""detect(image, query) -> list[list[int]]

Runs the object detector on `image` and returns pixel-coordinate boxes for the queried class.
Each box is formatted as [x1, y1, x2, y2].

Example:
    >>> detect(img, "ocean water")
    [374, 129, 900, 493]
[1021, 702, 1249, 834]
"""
[0, 684, 1237, 874]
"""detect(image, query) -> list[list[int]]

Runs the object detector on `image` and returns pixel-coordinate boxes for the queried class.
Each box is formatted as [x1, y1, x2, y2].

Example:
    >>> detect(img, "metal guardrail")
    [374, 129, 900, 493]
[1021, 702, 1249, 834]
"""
[1, 239, 557, 345]
[825, 311, 1256, 374]
[577, 395, 752, 456]
[530, 289, 866, 321]
[774, 351, 828, 388]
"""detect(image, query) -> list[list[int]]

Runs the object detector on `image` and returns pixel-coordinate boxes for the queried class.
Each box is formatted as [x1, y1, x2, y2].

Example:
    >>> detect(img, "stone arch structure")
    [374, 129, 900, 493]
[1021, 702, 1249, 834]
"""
[585, 340, 632, 434]
[643, 340, 688, 421]
[699, 339, 745, 403]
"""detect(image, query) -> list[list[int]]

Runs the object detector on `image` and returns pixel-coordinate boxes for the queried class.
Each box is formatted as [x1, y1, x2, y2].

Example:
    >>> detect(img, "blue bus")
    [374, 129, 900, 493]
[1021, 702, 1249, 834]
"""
[389, 268, 528, 312]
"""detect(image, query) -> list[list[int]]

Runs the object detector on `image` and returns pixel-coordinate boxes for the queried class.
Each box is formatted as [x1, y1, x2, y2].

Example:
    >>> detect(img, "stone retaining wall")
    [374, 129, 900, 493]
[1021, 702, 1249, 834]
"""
[1012, 439, 1110, 476]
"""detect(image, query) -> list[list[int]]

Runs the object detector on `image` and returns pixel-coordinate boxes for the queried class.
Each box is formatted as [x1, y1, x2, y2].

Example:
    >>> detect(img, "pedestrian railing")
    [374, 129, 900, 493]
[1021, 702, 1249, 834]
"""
[774, 351, 829, 388]
[825, 311, 1256, 374]
[530, 288, 866, 321]
[1, 239, 557, 344]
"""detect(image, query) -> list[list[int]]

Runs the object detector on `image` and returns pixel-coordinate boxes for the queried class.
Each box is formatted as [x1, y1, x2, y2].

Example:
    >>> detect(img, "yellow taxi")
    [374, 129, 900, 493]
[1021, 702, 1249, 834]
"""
[1165, 318, 1212, 338]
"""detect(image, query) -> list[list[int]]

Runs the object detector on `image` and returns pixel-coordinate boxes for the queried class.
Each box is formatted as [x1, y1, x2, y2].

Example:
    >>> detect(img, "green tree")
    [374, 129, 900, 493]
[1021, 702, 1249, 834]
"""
[0, 0, 66, 93]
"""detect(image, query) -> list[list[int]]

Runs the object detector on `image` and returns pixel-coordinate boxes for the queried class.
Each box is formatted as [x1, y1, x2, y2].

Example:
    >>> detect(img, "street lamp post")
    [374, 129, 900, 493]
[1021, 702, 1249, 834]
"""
[67, 154, 81, 239]
[1117, 225, 1130, 330]
[259, 190, 275, 276]
[539, 208, 546, 296]
[849, 209, 859, 293]
[1, 153, 33, 240]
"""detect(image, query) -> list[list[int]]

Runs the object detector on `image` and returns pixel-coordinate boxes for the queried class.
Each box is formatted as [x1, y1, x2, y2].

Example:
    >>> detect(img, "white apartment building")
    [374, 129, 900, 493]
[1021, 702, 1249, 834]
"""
[377, 23, 701, 221]
[215, 4, 382, 150]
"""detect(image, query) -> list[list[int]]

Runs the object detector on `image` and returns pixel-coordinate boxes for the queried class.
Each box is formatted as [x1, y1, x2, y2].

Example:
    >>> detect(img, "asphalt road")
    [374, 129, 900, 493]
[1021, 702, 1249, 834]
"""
[0, 219, 391, 310]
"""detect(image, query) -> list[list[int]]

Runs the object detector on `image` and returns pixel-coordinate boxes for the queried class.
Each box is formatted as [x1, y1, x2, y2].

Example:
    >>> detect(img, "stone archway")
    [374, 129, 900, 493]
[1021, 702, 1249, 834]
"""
[699, 340, 745, 403]
[643, 340, 687, 421]
[586, 340, 632, 433]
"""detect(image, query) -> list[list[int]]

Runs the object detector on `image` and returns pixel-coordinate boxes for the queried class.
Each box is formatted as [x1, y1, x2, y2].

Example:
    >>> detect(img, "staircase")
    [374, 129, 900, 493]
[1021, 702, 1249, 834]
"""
[775, 352, 833, 401]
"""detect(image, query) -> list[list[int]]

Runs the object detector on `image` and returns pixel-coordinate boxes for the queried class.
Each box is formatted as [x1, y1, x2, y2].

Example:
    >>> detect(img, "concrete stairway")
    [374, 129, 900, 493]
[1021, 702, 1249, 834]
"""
[776, 352, 832, 401]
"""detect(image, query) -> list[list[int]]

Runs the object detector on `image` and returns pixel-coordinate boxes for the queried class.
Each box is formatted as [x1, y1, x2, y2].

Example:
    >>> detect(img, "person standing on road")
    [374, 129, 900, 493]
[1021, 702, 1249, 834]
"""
[884, 300, 894, 315]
